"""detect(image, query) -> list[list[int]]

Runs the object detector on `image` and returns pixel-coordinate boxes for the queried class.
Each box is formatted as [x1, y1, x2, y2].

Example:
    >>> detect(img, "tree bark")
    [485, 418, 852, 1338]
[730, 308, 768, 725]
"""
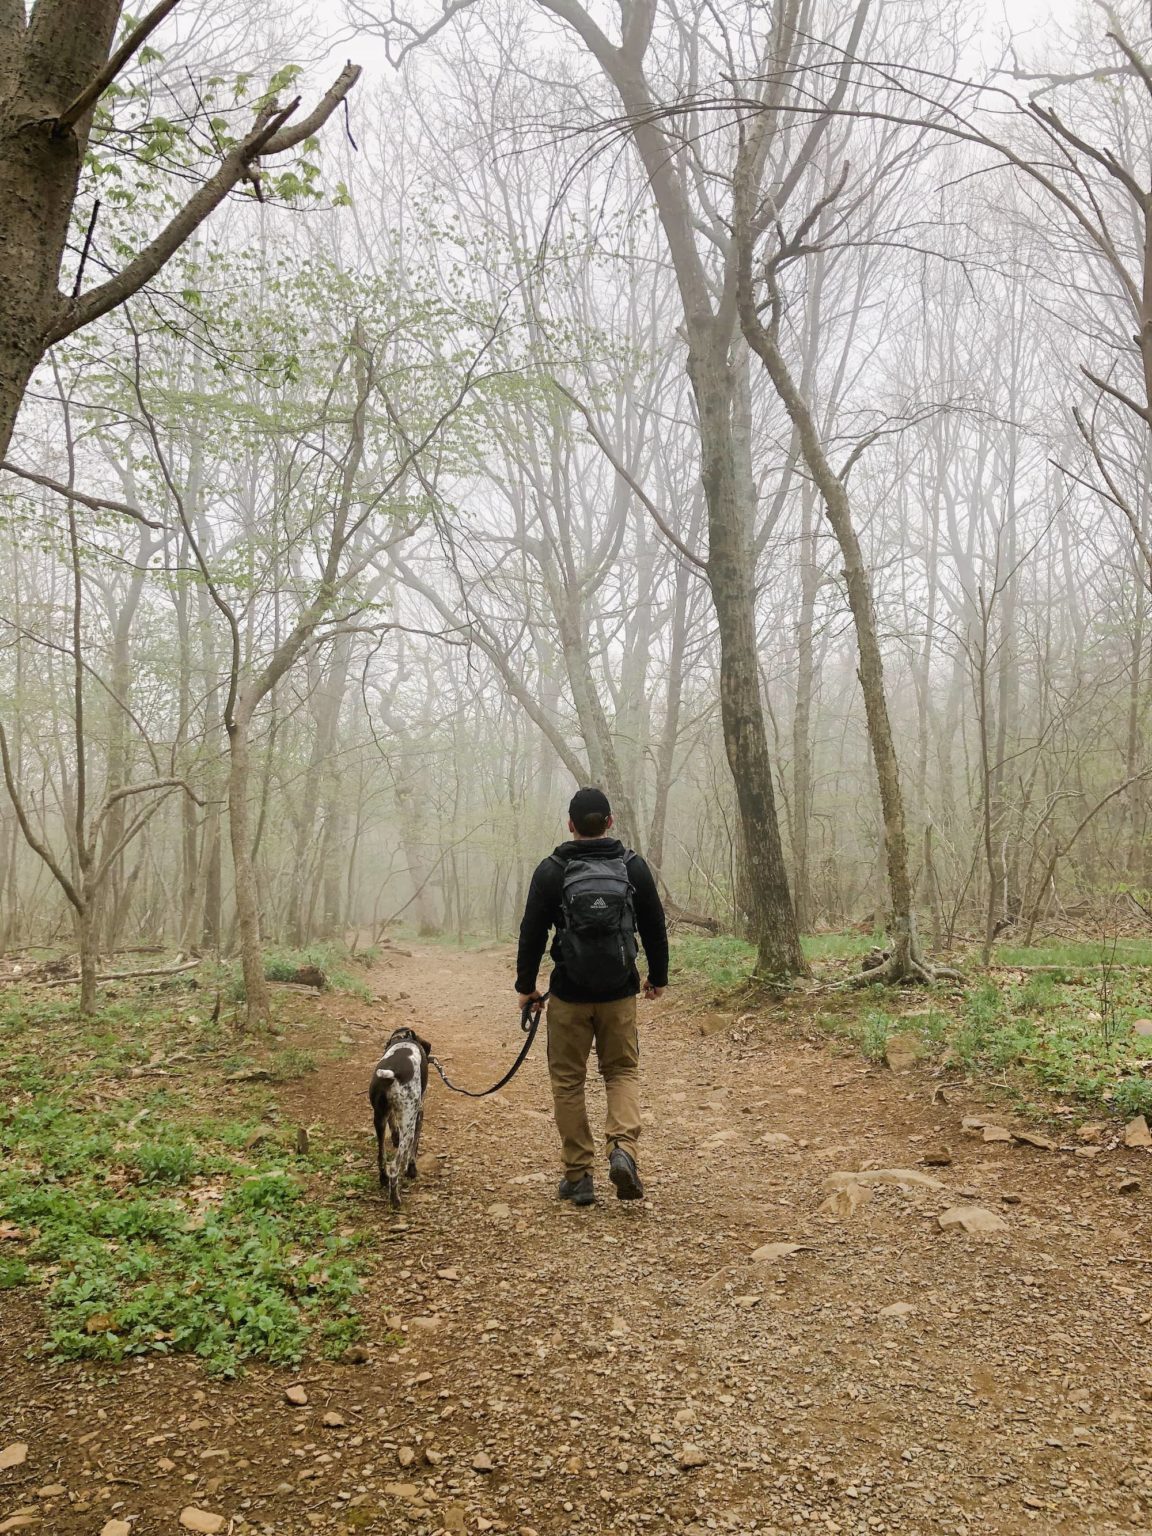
[227, 701, 268, 1021]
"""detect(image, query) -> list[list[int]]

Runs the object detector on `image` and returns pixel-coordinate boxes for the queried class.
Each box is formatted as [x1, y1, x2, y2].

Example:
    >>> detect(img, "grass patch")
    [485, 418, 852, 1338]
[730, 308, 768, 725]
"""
[0, 987, 367, 1376]
[817, 968, 1152, 1122]
[260, 943, 373, 1000]
[994, 937, 1152, 968]
[803, 931, 881, 960]
[669, 933, 757, 990]
[670, 930, 881, 993]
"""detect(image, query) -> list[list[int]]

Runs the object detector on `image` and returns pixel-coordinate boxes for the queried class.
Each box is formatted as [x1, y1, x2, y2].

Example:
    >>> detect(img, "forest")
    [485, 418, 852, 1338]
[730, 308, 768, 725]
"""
[2, 5, 1152, 1536]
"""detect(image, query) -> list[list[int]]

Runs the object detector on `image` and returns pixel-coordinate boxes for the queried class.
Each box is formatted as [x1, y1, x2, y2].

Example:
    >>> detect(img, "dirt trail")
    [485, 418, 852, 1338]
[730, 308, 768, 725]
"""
[4, 941, 1152, 1536]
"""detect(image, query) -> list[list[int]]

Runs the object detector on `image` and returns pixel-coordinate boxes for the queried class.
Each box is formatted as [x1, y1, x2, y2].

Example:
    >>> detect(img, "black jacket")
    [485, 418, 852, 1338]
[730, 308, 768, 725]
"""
[515, 837, 669, 1003]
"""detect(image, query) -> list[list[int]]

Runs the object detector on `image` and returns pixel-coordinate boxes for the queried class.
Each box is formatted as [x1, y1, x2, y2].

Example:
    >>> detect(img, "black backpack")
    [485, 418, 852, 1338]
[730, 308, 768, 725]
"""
[551, 850, 638, 991]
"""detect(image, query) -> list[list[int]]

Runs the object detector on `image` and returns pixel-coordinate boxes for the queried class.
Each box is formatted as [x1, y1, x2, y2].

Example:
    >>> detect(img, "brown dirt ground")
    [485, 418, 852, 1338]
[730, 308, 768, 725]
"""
[2, 941, 1152, 1536]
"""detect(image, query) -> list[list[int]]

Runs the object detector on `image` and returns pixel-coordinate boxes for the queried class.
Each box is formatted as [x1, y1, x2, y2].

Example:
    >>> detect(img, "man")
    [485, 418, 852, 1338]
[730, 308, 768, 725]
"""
[516, 786, 669, 1206]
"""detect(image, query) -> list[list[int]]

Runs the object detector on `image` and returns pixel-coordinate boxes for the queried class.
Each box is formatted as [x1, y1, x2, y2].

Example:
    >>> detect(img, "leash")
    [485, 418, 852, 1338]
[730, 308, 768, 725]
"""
[427, 992, 548, 1099]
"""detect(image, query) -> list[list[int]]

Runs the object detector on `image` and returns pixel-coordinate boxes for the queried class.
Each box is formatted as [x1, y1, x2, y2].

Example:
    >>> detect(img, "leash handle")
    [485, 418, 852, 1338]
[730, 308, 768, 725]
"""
[520, 990, 548, 1030]
[429, 991, 549, 1099]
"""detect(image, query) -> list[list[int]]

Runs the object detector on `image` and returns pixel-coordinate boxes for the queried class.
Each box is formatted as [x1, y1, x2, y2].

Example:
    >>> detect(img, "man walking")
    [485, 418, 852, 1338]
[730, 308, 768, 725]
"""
[516, 787, 669, 1206]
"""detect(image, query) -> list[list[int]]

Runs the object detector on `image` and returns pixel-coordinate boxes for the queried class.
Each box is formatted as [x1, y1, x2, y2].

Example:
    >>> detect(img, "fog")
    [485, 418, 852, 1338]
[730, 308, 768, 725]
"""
[2, 0, 1150, 1012]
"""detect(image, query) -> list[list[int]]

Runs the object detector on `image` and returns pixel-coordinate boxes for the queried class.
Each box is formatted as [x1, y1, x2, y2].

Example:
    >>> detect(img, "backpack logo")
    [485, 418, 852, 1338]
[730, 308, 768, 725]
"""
[591, 897, 607, 908]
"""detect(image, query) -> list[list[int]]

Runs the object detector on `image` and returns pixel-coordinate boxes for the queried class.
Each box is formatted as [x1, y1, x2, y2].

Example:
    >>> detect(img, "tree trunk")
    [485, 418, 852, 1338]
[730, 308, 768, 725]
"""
[74, 898, 97, 1015]
[691, 340, 807, 977]
[228, 706, 268, 1023]
[0, 4, 124, 460]
[737, 277, 947, 983]
[791, 478, 818, 931]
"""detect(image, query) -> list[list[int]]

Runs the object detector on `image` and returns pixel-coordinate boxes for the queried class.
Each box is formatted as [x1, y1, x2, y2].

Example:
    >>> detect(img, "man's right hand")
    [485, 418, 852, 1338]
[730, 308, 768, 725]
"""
[642, 981, 665, 1000]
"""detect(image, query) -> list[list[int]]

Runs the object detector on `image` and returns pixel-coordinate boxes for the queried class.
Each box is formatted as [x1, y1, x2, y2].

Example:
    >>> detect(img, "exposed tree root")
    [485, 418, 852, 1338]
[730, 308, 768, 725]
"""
[850, 919, 963, 987]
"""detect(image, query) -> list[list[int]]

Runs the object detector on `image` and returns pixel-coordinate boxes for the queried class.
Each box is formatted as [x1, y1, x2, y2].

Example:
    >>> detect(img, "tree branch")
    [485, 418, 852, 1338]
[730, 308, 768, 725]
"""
[56, 0, 182, 133]
[549, 378, 708, 570]
[0, 459, 163, 529]
[47, 61, 362, 344]
[0, 719, 83, 913]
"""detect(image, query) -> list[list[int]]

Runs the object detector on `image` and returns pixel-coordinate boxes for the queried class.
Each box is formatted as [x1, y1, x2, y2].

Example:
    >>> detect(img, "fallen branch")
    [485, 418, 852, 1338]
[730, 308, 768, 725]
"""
[36, 958, 201, 987]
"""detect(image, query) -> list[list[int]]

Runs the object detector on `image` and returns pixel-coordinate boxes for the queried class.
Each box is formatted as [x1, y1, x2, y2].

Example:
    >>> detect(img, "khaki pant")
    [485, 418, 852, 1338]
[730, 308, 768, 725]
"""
[546, 994, 641, 1182]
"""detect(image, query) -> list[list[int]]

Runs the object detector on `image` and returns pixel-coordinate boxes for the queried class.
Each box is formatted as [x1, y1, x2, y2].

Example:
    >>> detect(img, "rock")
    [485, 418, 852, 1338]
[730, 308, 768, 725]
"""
[884, 1034, 922, 1071]
[982, 1125, 1013, 1143]
[410, 1315, 441, 1331]
[759, 1132, 795, 1149]
[1123, 1115, 1152, 1148]
[424, 1448, 443, 1466]
[486, 1203, 512, 1220]
[436, 1267, 459, 1281]
[101, 1522, 132, 1536]
[675, 1408, 696, 1426]
[443, 1507, 468, 1533]
[703, 1129, 738, 1147]
[1077, 1122, 1106, 1143]
[1119, 1177, 1142, 1194]
[750, 1241, 806, 1263]
[826, 1168, 943, 1190]
[921, 1148, 952, 1166]
[179, 1511, 226, 1535]
[697, 1013, 731, 1037]
[938, 1204, 1009, 1235]
[678, 1444, 709, 1469]
[879, 1301, 915, 1317]
[322, 1411, 346, 1428]
[285, 1384, 308, 1406]
[0, 1519, 37, 1533]
[397, 1446, 416, 1467]
[384, 1483, 421, 1500]
[1133, 1019, 1152, 1037]
[0, 1444, 28, 1470]
[733, 1294, 762, 1308]
[35, 1487, 65, 1499]
[819, 1181, 872, 1218]
[472, 1451, 495, 1473]
[1012, 1130, 1057, 1150]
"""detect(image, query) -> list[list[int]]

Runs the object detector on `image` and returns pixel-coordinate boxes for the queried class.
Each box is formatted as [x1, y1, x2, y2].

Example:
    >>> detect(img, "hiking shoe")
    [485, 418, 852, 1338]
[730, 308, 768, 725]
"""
[558, 1173, 595, 1207]
[608, 1147, 645, 1201]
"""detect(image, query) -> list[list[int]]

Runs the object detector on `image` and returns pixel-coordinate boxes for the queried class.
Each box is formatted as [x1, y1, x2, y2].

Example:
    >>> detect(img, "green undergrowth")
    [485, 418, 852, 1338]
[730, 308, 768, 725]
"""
[0, 985, 368, 1375]
[671, 932, 1152, 1122]
[256, 942, 375, 1000]
[670, 930, 878, 991]
[993, 937, 1152, 968]
[821, 968, 1152, 1122]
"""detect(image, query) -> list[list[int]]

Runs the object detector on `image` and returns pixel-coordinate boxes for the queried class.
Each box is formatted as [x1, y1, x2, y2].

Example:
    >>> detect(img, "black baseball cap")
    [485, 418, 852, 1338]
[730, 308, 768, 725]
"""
[569, 786, 611, 825]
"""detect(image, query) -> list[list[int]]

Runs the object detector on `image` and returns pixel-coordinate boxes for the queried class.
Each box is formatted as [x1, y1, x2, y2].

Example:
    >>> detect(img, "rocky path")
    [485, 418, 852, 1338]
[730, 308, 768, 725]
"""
[3, 941, 1152, 1535]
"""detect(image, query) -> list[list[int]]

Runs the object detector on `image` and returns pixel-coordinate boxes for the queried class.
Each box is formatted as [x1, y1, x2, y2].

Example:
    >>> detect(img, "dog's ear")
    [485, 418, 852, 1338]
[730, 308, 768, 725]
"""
[415, 1033, 432, 1056]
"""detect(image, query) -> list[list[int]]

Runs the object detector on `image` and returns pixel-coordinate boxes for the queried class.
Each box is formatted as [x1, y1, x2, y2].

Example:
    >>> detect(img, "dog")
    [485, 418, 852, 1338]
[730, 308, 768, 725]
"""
[368, 1026, 431, 1207]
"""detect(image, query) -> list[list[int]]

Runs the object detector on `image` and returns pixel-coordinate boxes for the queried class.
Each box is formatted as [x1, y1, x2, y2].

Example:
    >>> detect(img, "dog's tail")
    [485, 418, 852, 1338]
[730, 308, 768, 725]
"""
[374, 1068, 395, 1082]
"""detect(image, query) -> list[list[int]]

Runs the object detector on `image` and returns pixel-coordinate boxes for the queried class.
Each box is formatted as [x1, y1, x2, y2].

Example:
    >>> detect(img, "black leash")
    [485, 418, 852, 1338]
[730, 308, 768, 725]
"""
[427, 993, 548, 1099]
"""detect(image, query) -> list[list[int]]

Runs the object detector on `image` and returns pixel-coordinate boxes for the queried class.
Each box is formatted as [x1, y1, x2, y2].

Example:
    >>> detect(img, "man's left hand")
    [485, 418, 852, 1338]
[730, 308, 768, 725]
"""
[517, 991, 543, 1009]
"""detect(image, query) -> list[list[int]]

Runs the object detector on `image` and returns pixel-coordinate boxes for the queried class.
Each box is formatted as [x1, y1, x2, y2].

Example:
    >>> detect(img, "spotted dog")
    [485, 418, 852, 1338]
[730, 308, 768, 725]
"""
[368, 1026, 431, 1207]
